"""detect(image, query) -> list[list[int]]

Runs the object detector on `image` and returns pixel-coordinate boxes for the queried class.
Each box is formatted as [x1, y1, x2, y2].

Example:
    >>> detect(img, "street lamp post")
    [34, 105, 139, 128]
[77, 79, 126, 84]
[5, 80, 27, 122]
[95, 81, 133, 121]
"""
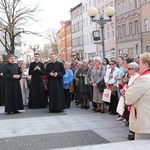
[87, 6, 115, 58]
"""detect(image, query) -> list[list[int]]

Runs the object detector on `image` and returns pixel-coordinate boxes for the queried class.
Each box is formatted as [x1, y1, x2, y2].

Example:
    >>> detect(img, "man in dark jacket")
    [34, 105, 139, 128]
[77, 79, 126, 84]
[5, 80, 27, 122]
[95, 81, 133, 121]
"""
[46, 53, 66, 112]
[3, 54, 24, 114]
[28, 53, 47, 109]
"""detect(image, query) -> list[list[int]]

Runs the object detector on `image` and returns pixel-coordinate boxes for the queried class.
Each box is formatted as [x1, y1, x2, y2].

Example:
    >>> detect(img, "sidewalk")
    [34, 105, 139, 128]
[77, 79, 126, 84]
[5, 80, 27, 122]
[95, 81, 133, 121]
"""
[0, 102, 148, 150]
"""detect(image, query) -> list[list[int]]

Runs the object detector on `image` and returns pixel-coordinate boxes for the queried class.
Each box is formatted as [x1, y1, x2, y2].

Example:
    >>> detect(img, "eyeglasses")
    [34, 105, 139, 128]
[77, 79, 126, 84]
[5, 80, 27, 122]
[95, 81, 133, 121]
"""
[110, 63, 114, 65]
[128, 68, 134, 70]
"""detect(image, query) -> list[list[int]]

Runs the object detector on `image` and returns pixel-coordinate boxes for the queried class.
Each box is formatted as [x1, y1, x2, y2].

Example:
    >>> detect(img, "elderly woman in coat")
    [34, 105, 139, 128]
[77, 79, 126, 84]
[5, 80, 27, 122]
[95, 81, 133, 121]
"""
[125, 52, 150, 140]
[91, 57, 105, 113]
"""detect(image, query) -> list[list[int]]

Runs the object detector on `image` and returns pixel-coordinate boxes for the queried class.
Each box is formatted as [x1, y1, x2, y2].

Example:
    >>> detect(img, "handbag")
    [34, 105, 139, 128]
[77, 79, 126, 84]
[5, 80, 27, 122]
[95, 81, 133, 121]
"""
[109, 84, 117, 95]
[97, 65, 105, 92]
[69, 84, 75, 93]
[97, 79, 105, 92]
[109, 84, 117, 91]
[116, 96, 125, 116]
[102, 88, 111, 103]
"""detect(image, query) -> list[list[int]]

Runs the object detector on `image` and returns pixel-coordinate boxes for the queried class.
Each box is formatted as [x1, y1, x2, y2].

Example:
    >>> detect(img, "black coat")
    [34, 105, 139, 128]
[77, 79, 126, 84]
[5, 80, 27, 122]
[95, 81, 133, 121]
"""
[0, 63, 5, 105]
[46, 61, 66, 112]
[28, 61, 47, 109]
[3, 62, 24, 112]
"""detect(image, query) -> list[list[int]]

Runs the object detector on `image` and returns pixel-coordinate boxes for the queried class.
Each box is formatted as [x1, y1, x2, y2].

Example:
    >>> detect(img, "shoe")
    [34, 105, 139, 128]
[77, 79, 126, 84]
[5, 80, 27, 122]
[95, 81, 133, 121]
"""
[122, 119, 126, 123]
[7, 112, 11, 115]
[116, 117, 124, 121]
[125, 122, 129, 127]
[13, 111, 21, 114]
[92, 108, 96, 111]
[81, 105, 86, 109]
[109, 112, 113, 114]
[94, 109, 101, 112]
[127, 134, 134, 140]
[100, 110, 105, 114]
[113, 112, 118, 115]
[85, 106, 89, 110]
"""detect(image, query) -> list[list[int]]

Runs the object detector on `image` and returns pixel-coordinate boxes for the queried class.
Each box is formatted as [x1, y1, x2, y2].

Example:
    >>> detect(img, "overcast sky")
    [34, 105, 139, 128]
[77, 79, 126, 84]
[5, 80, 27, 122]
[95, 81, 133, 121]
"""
[24, 0, 80, 32]
[22, 0, 80, 45]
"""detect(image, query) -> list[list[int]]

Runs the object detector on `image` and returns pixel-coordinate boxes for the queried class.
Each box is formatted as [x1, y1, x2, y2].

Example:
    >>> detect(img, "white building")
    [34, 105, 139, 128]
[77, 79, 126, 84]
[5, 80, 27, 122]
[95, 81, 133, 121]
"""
[80, 0, 116, 59]
[70, 3, 84, 59]
[81, 0, 97, 60]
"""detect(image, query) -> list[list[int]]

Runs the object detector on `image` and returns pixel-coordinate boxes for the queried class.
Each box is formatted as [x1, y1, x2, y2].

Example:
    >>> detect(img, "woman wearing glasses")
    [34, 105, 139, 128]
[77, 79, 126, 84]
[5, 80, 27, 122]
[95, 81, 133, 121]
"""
[104, 59, 119, 115]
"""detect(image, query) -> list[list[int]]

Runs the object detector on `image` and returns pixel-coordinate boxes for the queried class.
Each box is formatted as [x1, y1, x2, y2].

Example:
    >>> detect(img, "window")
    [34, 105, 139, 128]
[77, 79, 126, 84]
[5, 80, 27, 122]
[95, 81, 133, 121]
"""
[89, 1, 91, 7]
[82, 6, 84, 13]
[122, 1, 125, 13]
[84, 35, 86, 45]
[85, 4, 87, 11]
[107, 27, 110, 38]
[122, 24, 126, 36]
[135, 0, 138, 8]
[135, 20, 138, 34]
[87, 35, 89, 45]
[144, 18, 148, 32]
[86, 18, 88, 26]
[93, 0, 96, 7]
[129, 0, 132, 10]
[118, 26, 121, 37]
[111, 25, 114, 38]
[129, 22, 133, 35]
[90, 33, 93, 44]
[117, 3, 120, 15]
[146, 46, 150, 52]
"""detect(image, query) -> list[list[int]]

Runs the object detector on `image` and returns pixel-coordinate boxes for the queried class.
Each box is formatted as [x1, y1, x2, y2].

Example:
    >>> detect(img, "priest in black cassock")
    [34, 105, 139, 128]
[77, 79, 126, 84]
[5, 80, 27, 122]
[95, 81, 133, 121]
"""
[28, 53, 47, 109]
[0, 55, 5, 106]
[3, 54, 24, 114]
[46, 53, 66, 112]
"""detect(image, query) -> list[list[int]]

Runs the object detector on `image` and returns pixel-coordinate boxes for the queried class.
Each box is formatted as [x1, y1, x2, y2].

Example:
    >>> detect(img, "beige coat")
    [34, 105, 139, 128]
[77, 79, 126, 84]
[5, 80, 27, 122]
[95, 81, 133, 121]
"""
[125, 73, 150, 133]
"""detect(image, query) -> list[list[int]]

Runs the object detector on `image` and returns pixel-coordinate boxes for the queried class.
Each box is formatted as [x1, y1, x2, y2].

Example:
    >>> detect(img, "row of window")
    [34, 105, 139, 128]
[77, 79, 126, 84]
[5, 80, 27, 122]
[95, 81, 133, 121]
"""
[117, 18, 149, 38]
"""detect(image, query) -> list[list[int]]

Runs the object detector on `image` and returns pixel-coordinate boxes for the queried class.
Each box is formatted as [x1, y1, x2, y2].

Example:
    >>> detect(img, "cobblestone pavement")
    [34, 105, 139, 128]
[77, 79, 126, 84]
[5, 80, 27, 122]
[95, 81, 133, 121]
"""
[0, 102, 129, 150]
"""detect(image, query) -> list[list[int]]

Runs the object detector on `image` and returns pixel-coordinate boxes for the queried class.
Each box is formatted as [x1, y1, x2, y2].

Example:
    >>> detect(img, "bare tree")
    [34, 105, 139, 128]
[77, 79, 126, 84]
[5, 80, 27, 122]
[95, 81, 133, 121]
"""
[44, 28, 58, 54]
[0, 0, 41, 54]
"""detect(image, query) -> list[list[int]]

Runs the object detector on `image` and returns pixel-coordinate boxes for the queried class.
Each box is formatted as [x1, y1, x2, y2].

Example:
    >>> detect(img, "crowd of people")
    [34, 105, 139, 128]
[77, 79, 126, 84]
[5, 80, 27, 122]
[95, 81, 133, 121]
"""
[0, 52, 150, 141]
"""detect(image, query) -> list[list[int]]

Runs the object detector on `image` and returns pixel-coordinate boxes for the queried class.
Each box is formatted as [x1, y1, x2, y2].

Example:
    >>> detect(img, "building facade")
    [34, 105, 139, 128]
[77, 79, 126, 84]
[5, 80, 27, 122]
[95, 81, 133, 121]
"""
[81, 0, 97, 60]
[95, 0, 116, 59]
[57, 20, 72, 61]
[70, 3, 84, 60]
[115, 0, 141, 58]
[141, 0, 150, 53]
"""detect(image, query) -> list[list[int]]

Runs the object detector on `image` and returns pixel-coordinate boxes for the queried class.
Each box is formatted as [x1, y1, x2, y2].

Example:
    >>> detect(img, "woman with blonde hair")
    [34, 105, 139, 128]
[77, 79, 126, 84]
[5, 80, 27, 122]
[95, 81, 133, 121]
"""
[125, 52, 150, 140]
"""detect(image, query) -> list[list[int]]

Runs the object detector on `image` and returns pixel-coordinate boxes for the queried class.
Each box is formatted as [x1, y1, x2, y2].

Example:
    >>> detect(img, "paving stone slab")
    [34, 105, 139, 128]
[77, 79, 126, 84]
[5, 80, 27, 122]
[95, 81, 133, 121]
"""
[0, 107, 66, 120]
[0, 130, 109, 150]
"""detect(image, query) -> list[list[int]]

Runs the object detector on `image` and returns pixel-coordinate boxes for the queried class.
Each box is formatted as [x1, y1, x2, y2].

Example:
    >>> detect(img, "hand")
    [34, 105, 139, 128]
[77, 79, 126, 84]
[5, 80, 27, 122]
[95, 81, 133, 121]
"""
[13, 75, 20, 79]
[37, 66, 41, 70]
[34, 66, 39, 71]
[114, 76, 117, 80]
[82, 74, 86, 77]
[93, 83, 97, 88]
[50, 71, 54, 76]
[89, 81, 93, 86]
[106, 83, 109, 88]
[53, 72, 58, 77]
[80, 74, 82, 77]
[0, 73, 3, 76]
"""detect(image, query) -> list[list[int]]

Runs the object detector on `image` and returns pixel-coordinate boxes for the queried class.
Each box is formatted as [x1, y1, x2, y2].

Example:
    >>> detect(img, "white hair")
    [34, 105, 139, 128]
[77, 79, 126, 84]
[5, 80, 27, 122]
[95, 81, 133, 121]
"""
[93, 56, 102, 63]
[128, 62, 139, 72]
